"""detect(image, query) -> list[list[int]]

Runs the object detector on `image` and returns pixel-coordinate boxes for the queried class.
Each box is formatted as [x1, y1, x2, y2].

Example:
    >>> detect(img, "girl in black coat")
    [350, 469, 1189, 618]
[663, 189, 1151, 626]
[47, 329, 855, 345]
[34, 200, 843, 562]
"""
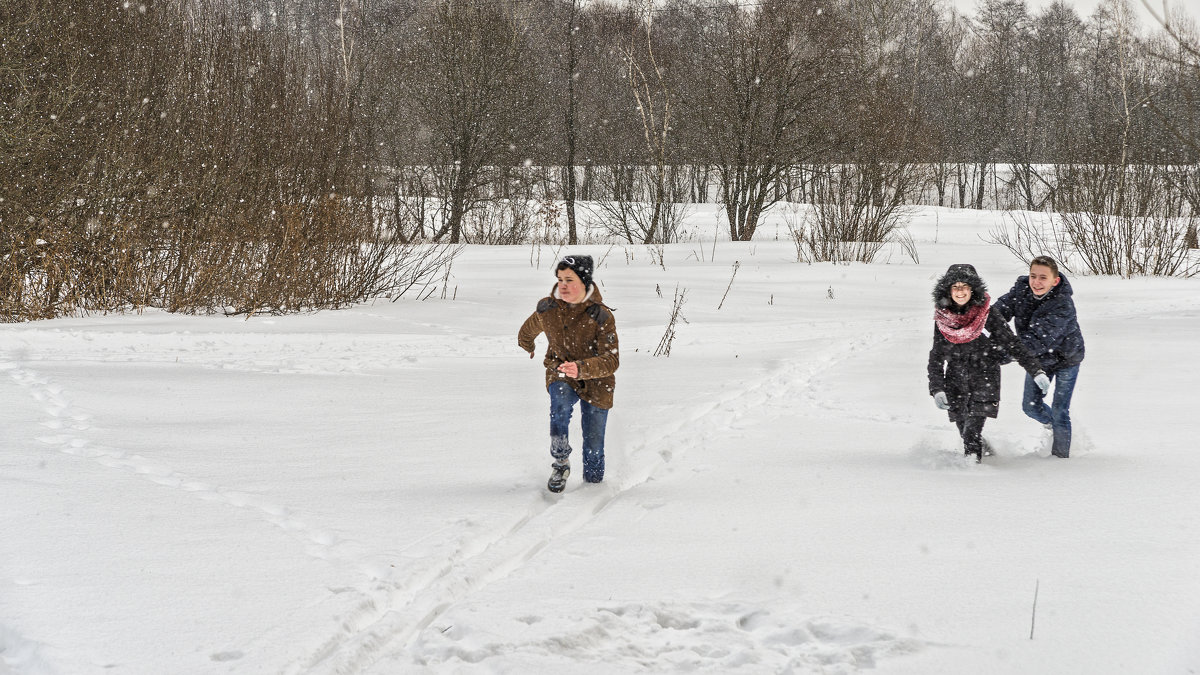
[927, 264, 1050, 462]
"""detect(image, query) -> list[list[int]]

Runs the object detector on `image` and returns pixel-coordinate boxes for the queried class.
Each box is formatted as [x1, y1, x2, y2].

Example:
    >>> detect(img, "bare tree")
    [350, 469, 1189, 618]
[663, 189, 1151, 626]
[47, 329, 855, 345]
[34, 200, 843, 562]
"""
[394, 0, 533, 244]
[1141, 0, 1199, 245]
[621, 1, 676, 244]
[962, 0, 1034, 208]
[564, 0, 583, 244]
[683, 0, 842, 241]
[1005, 1, 1087, 210]
[1142, 1, 1200, 156]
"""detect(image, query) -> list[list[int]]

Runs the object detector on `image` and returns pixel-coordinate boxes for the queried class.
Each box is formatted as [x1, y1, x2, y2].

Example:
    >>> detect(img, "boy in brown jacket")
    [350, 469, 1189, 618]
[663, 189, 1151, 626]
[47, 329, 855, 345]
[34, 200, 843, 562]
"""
[518, 255, 619, 492]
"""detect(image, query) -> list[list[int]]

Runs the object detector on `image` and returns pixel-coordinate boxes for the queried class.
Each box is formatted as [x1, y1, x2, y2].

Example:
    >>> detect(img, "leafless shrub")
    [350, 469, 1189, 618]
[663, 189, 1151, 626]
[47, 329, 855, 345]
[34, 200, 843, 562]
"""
[653, 285, 687, 357]
[793, 164, 918, 264]
[1048, 164, 1187, 217]
[1061, 210, 1197, 277]
[0, 200, 459, 321]
[894, 227, 921, 265]
[0, 1, 457, 321]
[584, 166, 639, 242]
[1167, 166, 1200, 248]
[629, 173, 692, 244]
[988, 212, 1078, 273]
[1001, 164, 1057, 212]
[783, 202, 811, 263]
[535, 199, 565, 244]
[647, 243, 668, 270]
[990, 175, 1199, 278]
[389, 166, 445, 243]
[463, 198, 537, 245]
[585, 165, 691, 244]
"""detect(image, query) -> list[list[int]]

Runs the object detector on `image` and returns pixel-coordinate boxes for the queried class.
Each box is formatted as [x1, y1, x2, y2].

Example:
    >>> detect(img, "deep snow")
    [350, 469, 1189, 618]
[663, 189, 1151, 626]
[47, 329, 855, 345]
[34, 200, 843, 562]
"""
[2, 206, 1199, 674]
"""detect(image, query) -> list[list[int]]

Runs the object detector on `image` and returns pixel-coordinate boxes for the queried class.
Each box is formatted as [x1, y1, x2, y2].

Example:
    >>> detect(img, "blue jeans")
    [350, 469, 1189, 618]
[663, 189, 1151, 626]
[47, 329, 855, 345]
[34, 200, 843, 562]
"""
[548, 381, 608, 482]
[1022, 364, 1080, 458]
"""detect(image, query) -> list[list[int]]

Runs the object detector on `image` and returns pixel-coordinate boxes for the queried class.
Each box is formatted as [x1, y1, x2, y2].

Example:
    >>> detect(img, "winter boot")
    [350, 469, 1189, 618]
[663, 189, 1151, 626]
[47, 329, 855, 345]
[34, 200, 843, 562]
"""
[981, 437, 994, 457]
[547, 460, 570, 493]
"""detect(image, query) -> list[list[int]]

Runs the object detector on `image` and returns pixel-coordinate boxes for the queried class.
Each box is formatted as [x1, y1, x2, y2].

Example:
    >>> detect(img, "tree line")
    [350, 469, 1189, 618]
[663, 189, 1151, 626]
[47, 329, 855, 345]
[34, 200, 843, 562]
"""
[2, 0, 1197, 319]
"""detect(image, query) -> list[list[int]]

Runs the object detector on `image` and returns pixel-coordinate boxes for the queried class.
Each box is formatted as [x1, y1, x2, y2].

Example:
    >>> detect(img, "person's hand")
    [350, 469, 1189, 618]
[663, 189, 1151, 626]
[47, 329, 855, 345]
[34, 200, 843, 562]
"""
[557, 361, 579, 378]
[528, 350, 535, 359]
[1034, 371, 1051, 395]
[933, 391, 949, 410]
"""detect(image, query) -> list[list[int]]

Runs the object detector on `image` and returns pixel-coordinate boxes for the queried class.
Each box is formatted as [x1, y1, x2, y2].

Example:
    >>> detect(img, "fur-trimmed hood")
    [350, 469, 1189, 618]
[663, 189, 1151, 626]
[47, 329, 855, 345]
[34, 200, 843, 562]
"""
[933, 264, 988, 312]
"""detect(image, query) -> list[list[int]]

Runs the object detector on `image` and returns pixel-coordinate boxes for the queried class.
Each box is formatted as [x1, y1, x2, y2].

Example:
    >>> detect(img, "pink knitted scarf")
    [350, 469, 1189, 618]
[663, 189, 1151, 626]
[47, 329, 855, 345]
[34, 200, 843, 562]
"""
[935, 294, 991, 344]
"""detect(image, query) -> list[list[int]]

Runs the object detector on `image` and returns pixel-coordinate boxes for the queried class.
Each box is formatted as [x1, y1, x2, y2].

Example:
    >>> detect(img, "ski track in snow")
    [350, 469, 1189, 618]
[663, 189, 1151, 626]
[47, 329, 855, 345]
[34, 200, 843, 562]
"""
[290, 327, 908, 675]
[0, 358, 376, 577]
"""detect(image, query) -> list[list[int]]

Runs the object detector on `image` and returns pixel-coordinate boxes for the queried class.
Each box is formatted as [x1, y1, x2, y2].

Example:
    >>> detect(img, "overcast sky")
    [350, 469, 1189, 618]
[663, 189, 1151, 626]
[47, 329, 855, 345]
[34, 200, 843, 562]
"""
[950, 0, 1184, 26]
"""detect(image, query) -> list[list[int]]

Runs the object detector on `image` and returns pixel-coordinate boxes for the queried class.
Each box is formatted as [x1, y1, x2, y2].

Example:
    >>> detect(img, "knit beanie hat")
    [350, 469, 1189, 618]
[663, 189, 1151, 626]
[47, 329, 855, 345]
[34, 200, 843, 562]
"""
[556, 255, 594, 289]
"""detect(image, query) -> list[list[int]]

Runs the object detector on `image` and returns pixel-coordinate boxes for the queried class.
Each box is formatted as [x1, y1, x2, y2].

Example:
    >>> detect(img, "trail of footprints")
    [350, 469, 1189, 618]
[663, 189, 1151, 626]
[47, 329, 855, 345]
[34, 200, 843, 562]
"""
[4, 327, 892, 674]
[295, 331, 892, 674]
[1, 358, 374, 574]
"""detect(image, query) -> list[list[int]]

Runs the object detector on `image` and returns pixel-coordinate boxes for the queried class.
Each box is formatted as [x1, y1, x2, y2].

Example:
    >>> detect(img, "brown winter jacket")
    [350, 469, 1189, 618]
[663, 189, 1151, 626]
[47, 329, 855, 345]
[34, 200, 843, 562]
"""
[518, 284, 619, 409]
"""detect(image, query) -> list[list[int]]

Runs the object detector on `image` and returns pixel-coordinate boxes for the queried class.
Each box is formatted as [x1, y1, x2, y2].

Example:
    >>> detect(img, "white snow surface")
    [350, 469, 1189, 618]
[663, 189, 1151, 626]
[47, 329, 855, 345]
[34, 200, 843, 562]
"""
[2, 206, 1199, 674]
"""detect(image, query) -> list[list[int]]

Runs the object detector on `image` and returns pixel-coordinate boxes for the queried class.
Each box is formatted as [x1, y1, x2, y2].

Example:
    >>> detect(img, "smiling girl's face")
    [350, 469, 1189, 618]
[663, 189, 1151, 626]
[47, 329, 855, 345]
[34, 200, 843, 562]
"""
[950, 282, 972, 307]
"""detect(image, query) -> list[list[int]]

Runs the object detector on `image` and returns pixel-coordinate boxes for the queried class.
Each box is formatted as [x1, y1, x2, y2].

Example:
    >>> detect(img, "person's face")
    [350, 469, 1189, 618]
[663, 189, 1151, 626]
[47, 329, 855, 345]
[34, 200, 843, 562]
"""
[950, 282, 972, 307]
[557, 268, 585, 303]
[1028, 264, 1060, 296]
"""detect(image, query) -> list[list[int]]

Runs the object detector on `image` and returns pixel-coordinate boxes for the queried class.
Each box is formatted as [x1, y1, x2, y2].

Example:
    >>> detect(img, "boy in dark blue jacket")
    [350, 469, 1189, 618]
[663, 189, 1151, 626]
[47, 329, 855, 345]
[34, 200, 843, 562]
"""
[993, 256, 1086, 458]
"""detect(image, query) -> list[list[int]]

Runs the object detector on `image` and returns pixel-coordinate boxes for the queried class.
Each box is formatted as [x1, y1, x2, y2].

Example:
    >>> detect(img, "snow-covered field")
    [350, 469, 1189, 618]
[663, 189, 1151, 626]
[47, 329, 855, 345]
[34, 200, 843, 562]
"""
[3, 206, 1198, 674]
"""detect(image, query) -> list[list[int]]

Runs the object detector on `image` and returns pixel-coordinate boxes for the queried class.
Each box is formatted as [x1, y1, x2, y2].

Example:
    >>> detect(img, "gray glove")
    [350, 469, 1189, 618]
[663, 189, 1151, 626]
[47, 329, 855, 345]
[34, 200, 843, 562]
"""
[1034, 372, 1051, 395]
[933, 391, 949, 410]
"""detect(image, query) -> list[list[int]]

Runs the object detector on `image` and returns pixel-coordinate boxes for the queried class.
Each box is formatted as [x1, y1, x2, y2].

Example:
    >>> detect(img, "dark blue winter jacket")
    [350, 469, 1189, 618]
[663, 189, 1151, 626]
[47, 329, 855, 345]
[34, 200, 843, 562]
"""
[993, 273, 1085, 373]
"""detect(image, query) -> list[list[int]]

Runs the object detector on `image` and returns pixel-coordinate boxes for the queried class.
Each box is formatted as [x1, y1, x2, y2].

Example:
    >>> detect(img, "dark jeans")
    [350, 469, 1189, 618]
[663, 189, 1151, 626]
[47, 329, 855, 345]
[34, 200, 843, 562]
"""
[1022, 364, 1080, 458]
[549, 381, 608, 482]
[955, 416, 987, 458]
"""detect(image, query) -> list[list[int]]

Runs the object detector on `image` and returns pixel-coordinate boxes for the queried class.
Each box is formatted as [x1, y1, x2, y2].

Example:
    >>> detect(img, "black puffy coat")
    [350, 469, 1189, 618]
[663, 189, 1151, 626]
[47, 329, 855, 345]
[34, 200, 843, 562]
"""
[927, 265, 1044, 420]
[993, 274, 1085, 373]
